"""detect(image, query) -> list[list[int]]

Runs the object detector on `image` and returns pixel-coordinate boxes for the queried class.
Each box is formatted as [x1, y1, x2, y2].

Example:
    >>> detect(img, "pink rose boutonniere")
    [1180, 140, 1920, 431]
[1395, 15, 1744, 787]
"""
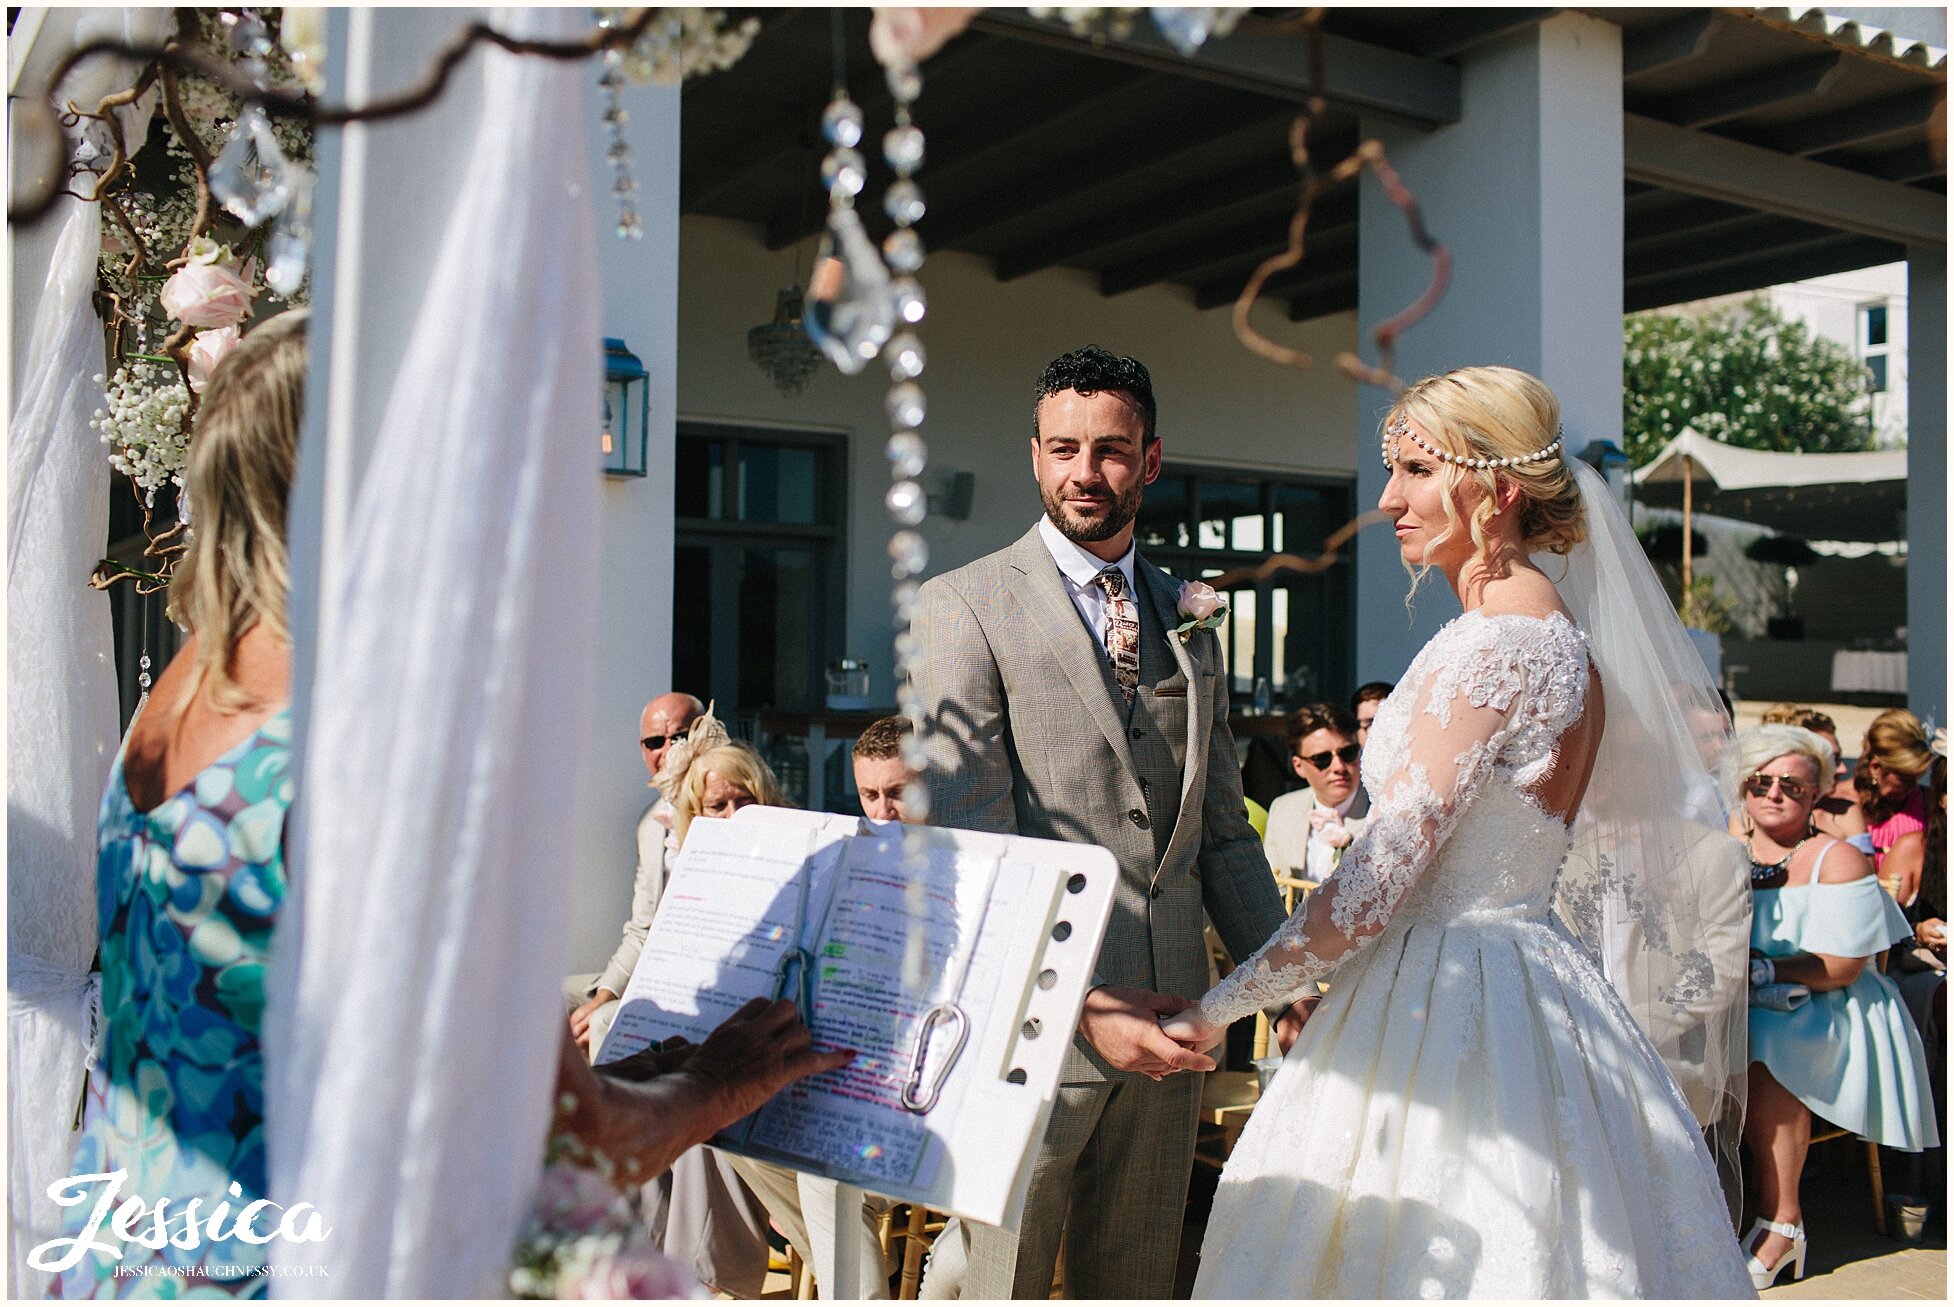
[1174, 580, 1227, 644]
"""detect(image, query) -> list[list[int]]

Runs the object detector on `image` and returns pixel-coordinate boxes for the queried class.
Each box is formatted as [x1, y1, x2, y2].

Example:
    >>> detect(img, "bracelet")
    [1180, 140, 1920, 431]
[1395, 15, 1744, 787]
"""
[1749, 957, 1776, 987]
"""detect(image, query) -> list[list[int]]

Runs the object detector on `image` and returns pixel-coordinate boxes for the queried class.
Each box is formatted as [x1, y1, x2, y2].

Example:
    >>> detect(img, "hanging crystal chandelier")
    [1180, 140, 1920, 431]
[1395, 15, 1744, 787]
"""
[747, 286, 824, 394]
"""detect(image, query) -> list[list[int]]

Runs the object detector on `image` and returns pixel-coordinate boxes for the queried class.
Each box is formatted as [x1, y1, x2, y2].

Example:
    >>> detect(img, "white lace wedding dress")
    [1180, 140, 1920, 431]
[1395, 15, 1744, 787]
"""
[1193, 610, 1756, 1299]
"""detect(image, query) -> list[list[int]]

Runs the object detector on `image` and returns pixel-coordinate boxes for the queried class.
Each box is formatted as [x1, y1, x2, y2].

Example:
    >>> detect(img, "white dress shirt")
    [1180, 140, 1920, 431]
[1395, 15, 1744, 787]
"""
[1038, 515, 1138, 646]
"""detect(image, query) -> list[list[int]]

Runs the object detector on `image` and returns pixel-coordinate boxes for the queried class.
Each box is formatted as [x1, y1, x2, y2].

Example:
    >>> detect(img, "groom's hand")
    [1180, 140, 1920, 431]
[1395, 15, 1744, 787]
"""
[1078, 985, 1217, 1080]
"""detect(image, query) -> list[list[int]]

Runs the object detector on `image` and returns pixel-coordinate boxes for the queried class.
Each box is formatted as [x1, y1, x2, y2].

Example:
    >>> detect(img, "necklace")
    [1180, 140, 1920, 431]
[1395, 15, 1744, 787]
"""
[1747, 828, 1814, 890]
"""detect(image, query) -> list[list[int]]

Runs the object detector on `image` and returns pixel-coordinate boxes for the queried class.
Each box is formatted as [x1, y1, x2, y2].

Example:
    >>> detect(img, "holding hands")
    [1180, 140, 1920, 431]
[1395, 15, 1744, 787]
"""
[1078, 985, 1217, 1080]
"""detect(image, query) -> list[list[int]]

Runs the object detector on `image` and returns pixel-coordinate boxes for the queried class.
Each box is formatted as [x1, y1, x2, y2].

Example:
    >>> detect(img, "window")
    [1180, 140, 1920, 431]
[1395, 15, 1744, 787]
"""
[1138, 468, 1355, 710]
[1860, 302, 1891, 394]
[673, 425, 845, 712]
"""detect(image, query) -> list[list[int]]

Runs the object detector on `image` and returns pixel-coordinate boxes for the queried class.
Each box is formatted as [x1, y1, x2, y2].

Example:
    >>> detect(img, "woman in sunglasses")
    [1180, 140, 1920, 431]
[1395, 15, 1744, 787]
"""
[1733, 723, 1937, 1288]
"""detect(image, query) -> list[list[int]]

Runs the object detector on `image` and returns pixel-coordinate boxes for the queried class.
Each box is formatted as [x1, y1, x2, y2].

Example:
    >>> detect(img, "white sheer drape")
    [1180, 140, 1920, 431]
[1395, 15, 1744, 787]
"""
[6, 10, 168, 1293]
[264, 9, 601, 1296]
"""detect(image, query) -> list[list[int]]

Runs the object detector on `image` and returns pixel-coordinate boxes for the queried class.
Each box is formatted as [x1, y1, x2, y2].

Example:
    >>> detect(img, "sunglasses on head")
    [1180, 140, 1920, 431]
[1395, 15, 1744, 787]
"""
[1300, 744, 1362, 770]
[1744, 771, 1815, 802]
[641, 726, 693, 751]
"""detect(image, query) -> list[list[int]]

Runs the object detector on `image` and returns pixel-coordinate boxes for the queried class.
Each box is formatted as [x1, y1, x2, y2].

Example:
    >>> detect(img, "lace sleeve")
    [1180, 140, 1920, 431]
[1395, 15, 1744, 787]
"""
[1198, 634, 1529, 1028]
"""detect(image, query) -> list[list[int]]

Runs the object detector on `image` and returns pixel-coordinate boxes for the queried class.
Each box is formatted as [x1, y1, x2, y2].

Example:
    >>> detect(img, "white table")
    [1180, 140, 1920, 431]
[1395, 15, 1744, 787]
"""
[1831, 650, 1908, 695]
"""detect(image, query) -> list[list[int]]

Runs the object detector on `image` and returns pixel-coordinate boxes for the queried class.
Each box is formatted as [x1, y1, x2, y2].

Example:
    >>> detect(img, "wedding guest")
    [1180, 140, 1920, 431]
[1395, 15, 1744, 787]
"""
[568, 692, 705, 1051]
[673, 741, 784, 846]
[852, 715, 918, 823]
[1733, 723, 1937, 1287]
[1893, 754, 1947, 1220]
[658, 742, 892, 1298]
[1759, 704, 1866, 844]
[54, 311, 308, 1298]
[1858, 709, 1934, 892]
[1263, 703, 1371, 889]
[1351, 681, 1393, 749]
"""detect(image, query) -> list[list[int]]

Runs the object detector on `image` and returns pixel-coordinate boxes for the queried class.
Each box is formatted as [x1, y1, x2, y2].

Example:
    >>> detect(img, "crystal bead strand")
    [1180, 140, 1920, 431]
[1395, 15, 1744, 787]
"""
[875, 56, 937, 991]
[595, 11, 643, 240]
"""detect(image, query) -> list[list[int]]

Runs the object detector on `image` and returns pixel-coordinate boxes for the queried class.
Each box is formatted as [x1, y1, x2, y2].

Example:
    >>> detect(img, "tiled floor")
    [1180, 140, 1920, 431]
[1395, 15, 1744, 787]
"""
[1756, 1140, 1946, 1300]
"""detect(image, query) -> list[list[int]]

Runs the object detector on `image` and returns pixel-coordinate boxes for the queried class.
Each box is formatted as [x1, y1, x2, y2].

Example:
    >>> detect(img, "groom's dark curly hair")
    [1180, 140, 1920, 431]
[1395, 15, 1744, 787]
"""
[1033, 345, 1157, 446]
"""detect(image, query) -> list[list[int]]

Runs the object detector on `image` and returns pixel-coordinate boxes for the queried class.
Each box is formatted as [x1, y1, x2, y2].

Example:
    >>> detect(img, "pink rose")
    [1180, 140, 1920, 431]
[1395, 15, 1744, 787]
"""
[159, 260, 254, 328]
[1178, 580, 1223, 621]
[869, 8, 982, 68]
[571, 1245, 704, 1299]
[533, 1162, 626, 1231]
[186, 326, 241, 392]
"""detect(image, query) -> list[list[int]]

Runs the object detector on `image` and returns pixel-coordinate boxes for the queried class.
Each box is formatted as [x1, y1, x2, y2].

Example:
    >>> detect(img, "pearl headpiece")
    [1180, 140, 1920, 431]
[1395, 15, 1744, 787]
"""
[1382, 412, 1563, 471]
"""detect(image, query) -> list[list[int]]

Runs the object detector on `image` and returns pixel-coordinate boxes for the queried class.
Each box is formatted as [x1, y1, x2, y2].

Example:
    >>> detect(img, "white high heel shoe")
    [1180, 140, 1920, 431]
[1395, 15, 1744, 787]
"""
[1744, 1216, 1808, 1290]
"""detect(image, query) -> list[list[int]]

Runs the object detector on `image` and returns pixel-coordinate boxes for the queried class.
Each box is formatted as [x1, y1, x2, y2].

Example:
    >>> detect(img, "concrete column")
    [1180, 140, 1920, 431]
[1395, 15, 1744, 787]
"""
[1354, 12, 1624, 681]
[1906, 244, 1944, 724]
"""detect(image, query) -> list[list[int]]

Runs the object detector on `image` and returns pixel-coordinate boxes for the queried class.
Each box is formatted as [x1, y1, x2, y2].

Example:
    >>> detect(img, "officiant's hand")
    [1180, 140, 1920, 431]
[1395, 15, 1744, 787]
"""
[677, 997, 856, 1124]
[1080, 985, 1217, 1080]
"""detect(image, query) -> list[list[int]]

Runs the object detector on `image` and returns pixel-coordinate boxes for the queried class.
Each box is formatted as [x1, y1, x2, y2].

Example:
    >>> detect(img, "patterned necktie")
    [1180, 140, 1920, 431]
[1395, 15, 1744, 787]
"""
[1092, 566, 1140, 705]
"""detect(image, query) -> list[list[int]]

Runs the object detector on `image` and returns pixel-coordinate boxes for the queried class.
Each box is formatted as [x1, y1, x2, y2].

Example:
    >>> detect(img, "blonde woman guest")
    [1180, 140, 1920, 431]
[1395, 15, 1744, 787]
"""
[1858, 709, 1934, 892]
[666, 742, 898, 1298]
[672, 740, 785, 848]
[1162, 366, 1756, 1297]
[1730, 723, 1937, 1287]
[1756, 704, 1866, 845]
[56, 313, 308, 1298]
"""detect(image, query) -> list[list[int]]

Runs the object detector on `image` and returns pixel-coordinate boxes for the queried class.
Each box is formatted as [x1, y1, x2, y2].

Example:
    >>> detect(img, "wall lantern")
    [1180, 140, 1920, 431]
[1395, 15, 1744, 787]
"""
[603, 337, 649, 478]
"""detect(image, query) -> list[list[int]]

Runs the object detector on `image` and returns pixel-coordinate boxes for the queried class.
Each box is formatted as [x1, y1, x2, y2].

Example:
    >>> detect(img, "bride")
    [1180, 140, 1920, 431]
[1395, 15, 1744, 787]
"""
[1162, 366, 1757, 1298]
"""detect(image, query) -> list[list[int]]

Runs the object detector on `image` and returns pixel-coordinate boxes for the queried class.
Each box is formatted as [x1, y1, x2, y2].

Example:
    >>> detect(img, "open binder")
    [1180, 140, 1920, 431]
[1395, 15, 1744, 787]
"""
[595, 806, 1117, 1230]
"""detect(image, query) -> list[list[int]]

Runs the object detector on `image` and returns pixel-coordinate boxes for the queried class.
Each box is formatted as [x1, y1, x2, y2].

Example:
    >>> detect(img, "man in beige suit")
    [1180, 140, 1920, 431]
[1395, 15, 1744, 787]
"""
[913, 346, 1306, 1299]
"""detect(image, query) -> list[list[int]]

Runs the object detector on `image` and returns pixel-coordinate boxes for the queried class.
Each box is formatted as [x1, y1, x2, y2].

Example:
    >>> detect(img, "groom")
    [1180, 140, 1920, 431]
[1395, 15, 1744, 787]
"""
[913, 346, 1302, 1298]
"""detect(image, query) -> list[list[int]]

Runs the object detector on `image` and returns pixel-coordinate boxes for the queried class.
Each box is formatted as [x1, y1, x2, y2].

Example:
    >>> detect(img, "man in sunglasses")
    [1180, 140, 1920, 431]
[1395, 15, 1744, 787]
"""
[569, 691, 706, 1048]
[1263, 703, 1372, 887]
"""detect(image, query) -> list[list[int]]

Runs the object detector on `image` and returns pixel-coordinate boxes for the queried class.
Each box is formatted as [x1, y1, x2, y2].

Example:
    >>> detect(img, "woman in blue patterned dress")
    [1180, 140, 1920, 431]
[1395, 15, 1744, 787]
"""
[54, 311, 309, 1298]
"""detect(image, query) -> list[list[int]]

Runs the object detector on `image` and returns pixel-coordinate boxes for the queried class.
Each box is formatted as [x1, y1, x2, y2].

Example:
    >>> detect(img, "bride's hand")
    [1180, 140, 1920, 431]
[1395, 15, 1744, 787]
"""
[1158, 1007, 1222, 1053]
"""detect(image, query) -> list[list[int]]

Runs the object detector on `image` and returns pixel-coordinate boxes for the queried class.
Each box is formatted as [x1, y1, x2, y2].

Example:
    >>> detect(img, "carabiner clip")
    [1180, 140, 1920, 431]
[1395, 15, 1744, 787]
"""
[900, 1001, 969, 1114]
[774, 945, 817, 1016]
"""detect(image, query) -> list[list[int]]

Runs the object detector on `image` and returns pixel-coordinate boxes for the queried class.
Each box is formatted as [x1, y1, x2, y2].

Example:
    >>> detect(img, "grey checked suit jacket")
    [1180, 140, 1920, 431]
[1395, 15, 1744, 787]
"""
[913, 523, 1288, 1083]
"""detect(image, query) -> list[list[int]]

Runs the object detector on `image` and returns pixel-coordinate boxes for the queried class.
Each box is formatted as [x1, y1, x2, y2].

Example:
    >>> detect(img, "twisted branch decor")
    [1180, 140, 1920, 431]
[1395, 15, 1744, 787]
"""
[91, 492, 189, 596]
[1228, 8, 1450, 396]
[11, 7, 673, 227]
[1205, 510, 1395, 591]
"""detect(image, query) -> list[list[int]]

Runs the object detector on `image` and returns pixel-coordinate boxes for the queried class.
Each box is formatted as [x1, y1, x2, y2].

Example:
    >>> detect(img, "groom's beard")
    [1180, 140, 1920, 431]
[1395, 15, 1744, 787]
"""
[1043, 479, 1143, 545]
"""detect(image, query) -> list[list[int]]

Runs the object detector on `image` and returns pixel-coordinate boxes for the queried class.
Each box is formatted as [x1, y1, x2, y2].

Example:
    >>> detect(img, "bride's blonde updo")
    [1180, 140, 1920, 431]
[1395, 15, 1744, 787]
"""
[1384, 365, 1587, 561]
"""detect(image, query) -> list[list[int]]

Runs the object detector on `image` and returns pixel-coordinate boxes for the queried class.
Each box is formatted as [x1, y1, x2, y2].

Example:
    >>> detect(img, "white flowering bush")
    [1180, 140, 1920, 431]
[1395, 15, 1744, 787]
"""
[1622, 297, 1875, 466]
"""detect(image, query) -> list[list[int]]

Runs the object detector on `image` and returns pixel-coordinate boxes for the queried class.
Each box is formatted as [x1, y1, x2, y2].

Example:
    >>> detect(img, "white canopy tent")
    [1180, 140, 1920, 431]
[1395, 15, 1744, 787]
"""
[1632, 427, 1909, 545]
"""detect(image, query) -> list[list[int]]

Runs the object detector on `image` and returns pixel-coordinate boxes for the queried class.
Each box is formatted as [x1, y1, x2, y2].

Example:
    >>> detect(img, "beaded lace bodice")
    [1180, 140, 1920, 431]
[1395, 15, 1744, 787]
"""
[1202, 610, 1592, 1026]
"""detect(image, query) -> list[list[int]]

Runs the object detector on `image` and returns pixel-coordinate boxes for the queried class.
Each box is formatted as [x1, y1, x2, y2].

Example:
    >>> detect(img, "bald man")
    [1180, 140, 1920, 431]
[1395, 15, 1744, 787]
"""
[568, 691, 704, 1047]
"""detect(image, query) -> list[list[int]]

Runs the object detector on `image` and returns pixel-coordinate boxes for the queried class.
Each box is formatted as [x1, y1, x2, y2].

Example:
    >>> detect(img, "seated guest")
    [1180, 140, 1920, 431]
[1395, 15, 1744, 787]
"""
[1758, 704, 1866, 844]
[674, 740, 784, 847]
[1732, 724, 1938, 1289]
[663, 742, 893, 1298]
[1351, 681, 1393, 750]
[1858, 709, 1934, 895]
[1263, 703, 1370, 887]
[852, 715, 920, 823]
[569, 692, 707, 1053]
